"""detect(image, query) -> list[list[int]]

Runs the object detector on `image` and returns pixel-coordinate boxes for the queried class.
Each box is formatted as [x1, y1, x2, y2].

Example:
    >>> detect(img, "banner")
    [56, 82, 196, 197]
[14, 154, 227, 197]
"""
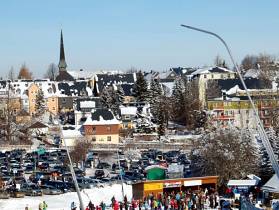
[164, 181, 181, 188]
[144, 183, 163, 191]
[184, 180, 202, 186]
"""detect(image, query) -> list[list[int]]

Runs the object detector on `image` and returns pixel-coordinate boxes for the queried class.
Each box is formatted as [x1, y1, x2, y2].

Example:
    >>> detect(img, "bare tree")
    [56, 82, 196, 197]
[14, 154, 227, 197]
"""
[0, 83, 19, 143]
[214, 55, 228, 68]
[18, 64, 32, 79]
[205, 80, 221, 100]
[241, 55, 257, 71]
[126, 67, 138, 73]
[45, 63, 58, 81]
[7, 67, 15, 81]
[69, 140, 91, 165]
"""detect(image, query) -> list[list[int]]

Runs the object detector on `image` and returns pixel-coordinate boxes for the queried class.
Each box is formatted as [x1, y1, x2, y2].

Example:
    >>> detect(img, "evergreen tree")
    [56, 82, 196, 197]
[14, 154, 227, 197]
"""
[157, 98, 166, 138]
[133, 71, 148, 102]
[35, 89, 46, 116]
[171, 77, 185, 124]
[100, 86, 124, 116]
[149, 78, 162, 122]
[116, 85, 125, 104]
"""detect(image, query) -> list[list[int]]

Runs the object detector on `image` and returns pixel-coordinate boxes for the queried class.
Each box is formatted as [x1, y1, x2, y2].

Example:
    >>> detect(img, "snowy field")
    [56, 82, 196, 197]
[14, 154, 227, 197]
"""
[0, 184, 132, 210]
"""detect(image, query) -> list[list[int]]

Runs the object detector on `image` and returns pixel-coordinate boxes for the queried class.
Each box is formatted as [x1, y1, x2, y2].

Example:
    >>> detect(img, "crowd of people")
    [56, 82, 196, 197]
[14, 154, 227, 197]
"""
[80, 188, 219, 210]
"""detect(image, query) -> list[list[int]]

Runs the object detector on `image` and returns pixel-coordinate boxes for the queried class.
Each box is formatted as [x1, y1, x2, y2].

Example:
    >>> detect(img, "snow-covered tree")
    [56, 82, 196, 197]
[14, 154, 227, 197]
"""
[171, 78, 201, 129]
[35, 89, 46, 116]
[148, 78, 162, 122]
[100, 85, 124, 116]
[157, 98, 166, 137]
[133, 71, 148, 102]
[190, 128, 259, 188]
[171, 77, 185, 123]
[116, 85, 125, 105]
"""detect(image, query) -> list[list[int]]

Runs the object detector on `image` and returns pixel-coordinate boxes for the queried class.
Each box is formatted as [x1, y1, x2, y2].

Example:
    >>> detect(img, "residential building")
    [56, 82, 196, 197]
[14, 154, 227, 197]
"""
[27, 83, 40, 115]
[191, 66, 237, 107]
[83, 109, 120, 144]
[74, 97, 102, 125]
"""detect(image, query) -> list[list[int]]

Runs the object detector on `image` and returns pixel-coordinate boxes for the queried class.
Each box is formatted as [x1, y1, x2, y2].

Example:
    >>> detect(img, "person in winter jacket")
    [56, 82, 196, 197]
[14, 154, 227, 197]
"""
[100, 202, 106, 210]
[88, 201, 95, 210]
[39, 202, 43, 210]
[71, 202, 77, 210]
[42, 201, 48, 210]
[113, 200, 119, 210]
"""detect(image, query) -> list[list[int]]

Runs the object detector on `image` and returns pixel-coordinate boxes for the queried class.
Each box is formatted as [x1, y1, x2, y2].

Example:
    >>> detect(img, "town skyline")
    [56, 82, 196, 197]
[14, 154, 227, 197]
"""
[1, 1, 279, 78]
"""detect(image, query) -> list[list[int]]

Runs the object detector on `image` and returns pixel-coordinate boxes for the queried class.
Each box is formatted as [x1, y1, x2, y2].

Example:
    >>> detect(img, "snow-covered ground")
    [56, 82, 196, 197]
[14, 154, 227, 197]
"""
[0, 184, 132, 210]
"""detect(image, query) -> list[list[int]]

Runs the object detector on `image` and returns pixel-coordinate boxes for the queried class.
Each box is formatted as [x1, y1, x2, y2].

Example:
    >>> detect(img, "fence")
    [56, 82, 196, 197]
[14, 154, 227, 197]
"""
[0, 144, 32, 151]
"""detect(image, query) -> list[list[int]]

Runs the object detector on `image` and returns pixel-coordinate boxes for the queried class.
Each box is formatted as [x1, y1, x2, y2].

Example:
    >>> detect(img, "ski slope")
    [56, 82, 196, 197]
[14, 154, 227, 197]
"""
[0, 184, 132, 210]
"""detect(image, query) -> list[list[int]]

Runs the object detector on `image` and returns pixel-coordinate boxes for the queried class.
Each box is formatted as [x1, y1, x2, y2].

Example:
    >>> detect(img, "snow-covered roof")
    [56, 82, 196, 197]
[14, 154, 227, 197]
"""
[226, 85, 245, 95]
[84, 109, 120, 125]
[62, 127, 83, 139]
[120, 106, 137, 115]
[191, 66, 235, 76]
[244, 69, 261, 78]
[227, 179, 257, 186]
[67, 70, 95, 80]
[80, 101, 96, 109]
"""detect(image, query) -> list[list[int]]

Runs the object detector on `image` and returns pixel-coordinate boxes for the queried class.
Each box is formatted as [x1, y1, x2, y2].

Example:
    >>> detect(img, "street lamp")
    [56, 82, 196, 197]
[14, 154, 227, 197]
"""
[180, 24, 279, 179]
[60, 126, 85, 210]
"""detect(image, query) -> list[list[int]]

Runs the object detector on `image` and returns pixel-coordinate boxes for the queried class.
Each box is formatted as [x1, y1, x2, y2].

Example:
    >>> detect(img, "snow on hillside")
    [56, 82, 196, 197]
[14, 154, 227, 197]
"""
[0, 184, 132, 210]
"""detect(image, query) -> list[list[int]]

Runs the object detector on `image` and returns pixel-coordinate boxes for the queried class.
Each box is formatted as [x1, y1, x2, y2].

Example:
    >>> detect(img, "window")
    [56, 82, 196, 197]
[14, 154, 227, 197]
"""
[52, 107, 55, 110]
[107, 126, 111, 132]
[204, 74, 207, 79]
[107, 136, 111, 142]
[99, 138, 104, 142]
[92, 137, 96, 142]
[211, 74, 214, 79]
[25, 83, 28, 87]
[92, 127, 96, 134]
[52, 98, 55, 102]
[228, 74, 231, 79]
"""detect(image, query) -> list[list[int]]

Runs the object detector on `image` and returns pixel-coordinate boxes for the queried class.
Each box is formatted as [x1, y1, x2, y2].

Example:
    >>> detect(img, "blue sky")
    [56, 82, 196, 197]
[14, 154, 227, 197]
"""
[0, 1, 279, 78]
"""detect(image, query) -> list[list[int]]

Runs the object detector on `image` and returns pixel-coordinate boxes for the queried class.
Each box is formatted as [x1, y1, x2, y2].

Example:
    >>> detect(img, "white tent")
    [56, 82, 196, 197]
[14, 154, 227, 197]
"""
[262, 174, 279, 193]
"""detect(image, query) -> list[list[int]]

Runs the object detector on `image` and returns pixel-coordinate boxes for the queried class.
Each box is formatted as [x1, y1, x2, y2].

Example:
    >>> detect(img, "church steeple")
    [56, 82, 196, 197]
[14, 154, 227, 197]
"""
[58, 30, 67, 71]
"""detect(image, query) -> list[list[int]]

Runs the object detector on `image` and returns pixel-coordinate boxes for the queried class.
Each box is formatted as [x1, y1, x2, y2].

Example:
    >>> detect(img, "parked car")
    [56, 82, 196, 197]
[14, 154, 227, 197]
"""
[96, 162, 111, 169]
[41, 185, 62, 195]
[94, 169, 105, 178]
[21, 183, 42, 196]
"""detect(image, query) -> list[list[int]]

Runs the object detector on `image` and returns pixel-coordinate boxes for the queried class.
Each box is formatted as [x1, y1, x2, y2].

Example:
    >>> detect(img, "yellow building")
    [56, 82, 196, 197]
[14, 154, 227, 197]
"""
[27, 83, 40, 116]
[192, 66, 236, 107]
[207, 97, 277, 128]
[46, 96, 59, 115]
